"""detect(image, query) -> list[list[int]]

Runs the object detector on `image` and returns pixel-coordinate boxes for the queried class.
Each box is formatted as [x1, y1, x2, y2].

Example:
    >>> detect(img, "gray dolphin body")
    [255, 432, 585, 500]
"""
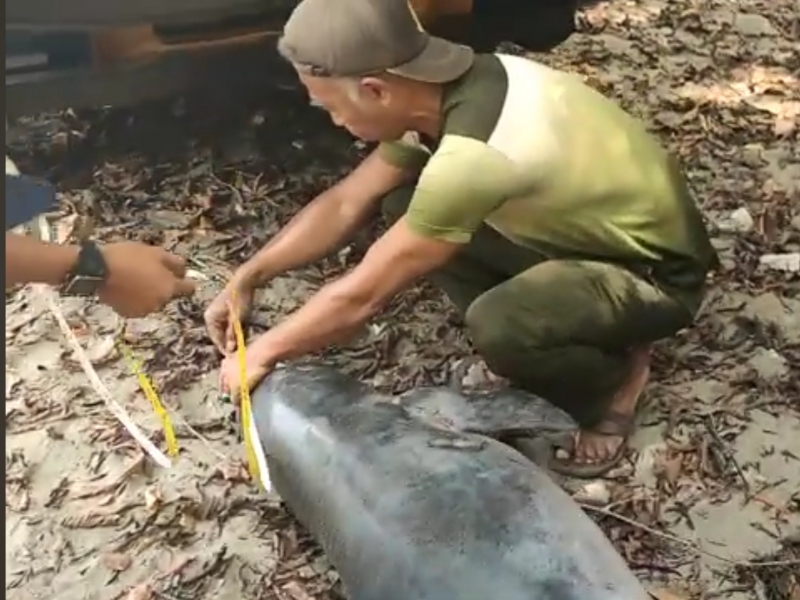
[250, 364, 651, 600]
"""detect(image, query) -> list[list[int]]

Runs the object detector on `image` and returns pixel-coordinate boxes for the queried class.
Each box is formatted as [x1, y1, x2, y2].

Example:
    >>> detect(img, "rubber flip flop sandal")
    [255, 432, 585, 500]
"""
[506, 431, 574, 469]
[547, 410, 634, 479]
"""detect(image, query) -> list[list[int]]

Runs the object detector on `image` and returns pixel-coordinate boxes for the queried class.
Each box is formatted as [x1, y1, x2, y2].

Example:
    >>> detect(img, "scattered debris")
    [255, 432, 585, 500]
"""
[717, 207, 755, 233]
[124, 583, 154, 600]
[759, 252, 800, 273]
[143, 486, 164, 511]
[573, 481, 611, 506]
[101, 552, 133, 573]
[85, 336, 119, 366]
[650, 589, 687, 600]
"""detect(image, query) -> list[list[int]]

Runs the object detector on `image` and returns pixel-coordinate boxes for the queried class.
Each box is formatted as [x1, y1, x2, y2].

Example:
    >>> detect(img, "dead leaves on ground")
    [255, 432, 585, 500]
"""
[124, 583, 154, 600]
[62, 512, 124, 529]
[650, 590, 688, 600]
[70, 454, 146, 500]
[102, 552, 133, 573]
[6, 450, 33, 513]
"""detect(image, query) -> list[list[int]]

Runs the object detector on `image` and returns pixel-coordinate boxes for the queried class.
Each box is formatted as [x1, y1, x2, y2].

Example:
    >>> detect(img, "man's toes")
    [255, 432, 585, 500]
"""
[554, 444, 590, 464]
[580, 434, 624, 465]
[602, 437, 623, 457]
[552, 432, 623, 466]
[571, 434, 595, 463]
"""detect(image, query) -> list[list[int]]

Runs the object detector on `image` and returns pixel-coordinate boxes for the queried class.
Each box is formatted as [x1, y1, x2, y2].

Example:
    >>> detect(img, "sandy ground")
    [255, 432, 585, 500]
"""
[5, 0, 800, 599]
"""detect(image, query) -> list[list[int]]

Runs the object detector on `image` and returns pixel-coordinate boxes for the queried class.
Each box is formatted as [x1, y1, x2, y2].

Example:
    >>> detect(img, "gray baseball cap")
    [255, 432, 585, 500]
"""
[278, 0, 475, 83]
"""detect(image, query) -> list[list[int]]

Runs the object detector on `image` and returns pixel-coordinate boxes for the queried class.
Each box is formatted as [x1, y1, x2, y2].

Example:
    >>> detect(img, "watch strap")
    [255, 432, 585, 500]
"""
[61, 241, 108, 296]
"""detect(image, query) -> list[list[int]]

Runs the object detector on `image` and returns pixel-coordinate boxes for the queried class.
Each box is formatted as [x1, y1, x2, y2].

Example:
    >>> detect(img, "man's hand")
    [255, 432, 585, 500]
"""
[99, 242, 196, 317]
[204, 278, 256, 354]
[218, 342, 275, 399]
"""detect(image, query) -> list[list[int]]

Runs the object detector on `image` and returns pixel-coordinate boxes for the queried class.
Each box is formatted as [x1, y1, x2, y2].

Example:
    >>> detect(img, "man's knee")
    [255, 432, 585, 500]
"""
[465, 259, 690, 359]
[464, 261, 624, 363]
[464, 287, 525, 367]
[465, 268, 568, 357]
[380, 186, 414, 225]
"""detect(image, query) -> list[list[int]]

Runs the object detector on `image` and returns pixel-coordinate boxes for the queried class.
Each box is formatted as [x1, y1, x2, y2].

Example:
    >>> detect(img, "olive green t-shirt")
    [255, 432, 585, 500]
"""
[378, 54, 718, 293]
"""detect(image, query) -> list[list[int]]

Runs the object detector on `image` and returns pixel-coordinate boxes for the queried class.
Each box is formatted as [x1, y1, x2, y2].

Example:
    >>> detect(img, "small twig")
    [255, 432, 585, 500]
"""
[703, 414, 750, 496]
[7, 411, 90, 434]
[173, 414, 228, 461]
[580, 503, 800, 569]
[70, 454, 145, 500]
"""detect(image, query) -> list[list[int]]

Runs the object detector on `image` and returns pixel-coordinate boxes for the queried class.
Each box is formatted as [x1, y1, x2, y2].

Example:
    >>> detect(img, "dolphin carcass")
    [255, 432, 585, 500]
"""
[248, 363, 651, 600]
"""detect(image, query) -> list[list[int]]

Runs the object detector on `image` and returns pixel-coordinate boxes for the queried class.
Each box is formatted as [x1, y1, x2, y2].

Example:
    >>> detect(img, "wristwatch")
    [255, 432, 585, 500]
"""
[61, 240, 109, 296]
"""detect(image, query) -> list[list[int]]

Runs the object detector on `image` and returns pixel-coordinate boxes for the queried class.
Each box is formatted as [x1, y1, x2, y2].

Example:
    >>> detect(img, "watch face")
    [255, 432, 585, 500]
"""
[64, 275, 105, 297]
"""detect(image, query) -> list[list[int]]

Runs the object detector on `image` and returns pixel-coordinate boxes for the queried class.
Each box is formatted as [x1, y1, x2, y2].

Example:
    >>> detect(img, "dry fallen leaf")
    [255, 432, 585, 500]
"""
[282, 581, 315, 600]
[659, 453, 684, 487]
[6, 487, 31, 512]
[86, 336, 119, 366]
[68, 318, 90, 338]
[789, 581, 800, 600]
[144, 486, 163, 510]
[5, 400, 24, 418]
[573, 481, 611, 506]
[216, 461, 250, 483]
[61, 512, 121, 529]
[54, 214, 80, 243]
[72, 454, 145, 499]
[102, 552, 132, 572]
[96, 492, 117, 507]
[125, 583, 154, 600]
[5, 370, 21, 398]
[774, 116, 796, 137]
[650, 589, 687, 600]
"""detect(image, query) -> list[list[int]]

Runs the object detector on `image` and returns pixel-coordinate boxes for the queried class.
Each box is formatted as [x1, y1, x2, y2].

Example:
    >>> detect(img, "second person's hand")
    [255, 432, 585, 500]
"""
[204, 277, 255, 354]
[99, 242, 196, 317]
[218, 346, 274, 401]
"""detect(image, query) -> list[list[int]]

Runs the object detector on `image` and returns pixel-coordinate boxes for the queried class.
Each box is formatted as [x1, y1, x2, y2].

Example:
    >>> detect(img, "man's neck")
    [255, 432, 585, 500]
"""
[402, 82, 444, 140]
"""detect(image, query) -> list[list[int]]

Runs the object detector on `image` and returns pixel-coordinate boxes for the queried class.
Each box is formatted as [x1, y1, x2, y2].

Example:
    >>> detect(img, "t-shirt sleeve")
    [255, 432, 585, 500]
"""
[377, 131, 432, 172]
[404, 134, 521, 244]
[5, 157, 58, 230]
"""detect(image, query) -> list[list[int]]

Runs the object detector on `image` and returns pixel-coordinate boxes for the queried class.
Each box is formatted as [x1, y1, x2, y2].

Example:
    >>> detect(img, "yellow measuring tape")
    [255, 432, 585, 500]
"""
[229, 291, 262, 487]
[111, 290, 259, 482]
[116, 339, 179, 458]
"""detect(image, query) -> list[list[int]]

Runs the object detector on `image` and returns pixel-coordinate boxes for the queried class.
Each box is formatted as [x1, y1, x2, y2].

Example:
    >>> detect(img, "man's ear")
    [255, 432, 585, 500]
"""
[358, 77, 391, 104]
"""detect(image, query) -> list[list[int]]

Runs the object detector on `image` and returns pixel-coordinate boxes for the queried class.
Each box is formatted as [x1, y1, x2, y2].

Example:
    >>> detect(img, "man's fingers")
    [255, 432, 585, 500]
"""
[208, 329, 226, 354]
[225, 325, 237, 353]
[160, 251, 188, 277]
[172, 277, 197, 298]
[207, 321, 228, 354]
[218, 368, 229, 394]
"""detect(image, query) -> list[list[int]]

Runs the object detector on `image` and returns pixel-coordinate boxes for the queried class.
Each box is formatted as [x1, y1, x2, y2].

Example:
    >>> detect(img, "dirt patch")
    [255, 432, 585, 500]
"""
[5, 0, 799, 599]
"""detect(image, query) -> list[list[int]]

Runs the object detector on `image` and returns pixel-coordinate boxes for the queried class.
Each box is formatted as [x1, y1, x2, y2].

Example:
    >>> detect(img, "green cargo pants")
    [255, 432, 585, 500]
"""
[382, 187, 705, 428]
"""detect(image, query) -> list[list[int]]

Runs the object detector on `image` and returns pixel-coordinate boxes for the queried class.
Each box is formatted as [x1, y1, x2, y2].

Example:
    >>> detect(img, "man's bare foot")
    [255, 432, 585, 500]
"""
[549, 346, 651, 479]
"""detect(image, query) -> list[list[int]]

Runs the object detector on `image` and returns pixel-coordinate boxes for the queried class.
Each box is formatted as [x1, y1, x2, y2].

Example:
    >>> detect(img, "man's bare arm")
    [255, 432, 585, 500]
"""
[6, 232, 79, 287]
[247, 216, 461, 365]
[235, 148, 413, 286]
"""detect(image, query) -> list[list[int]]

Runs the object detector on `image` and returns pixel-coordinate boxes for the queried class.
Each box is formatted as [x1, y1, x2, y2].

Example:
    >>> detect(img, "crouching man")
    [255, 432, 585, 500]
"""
[205, 0, 718, 477]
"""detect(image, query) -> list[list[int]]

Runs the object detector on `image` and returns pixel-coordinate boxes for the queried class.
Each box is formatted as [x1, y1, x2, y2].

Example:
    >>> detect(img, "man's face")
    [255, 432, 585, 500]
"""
[297, 71, 409, 142]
